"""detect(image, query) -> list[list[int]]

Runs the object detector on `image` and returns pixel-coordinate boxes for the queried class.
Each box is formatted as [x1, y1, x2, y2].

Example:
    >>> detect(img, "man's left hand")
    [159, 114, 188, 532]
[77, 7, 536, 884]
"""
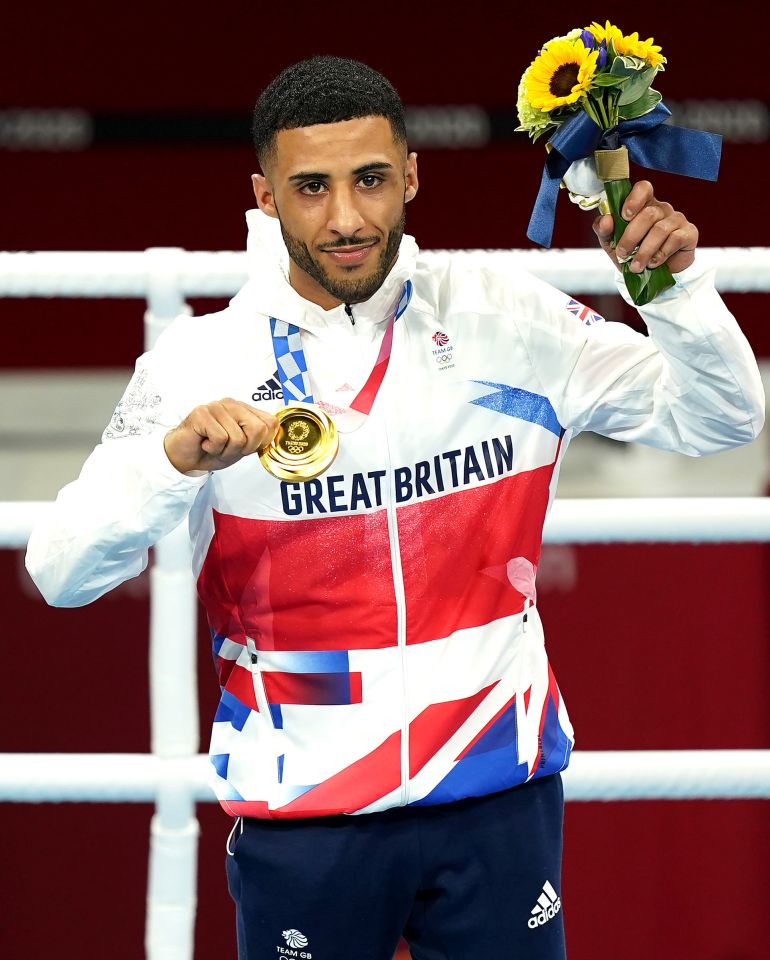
[592, 180, 699, 275]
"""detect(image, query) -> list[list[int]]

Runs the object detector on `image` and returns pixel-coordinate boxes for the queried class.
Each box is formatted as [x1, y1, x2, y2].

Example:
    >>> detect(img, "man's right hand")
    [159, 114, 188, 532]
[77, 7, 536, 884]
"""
[164, 399, 278, 475]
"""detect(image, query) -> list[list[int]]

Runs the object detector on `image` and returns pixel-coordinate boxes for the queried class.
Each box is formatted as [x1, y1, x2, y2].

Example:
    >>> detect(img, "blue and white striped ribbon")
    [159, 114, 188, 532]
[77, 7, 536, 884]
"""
[270, 318, 313, 403]
[394, 279, 413, 322]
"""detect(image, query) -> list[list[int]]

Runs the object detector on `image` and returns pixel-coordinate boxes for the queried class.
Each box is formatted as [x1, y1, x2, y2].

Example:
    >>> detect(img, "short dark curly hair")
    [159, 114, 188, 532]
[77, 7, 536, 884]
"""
[252, 56, 407, 168]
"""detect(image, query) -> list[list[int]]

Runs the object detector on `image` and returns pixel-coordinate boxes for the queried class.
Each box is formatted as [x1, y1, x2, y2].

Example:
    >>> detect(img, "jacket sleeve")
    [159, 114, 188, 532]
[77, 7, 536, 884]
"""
[25, 339, 209, 608]
[516, 257, 765, 454]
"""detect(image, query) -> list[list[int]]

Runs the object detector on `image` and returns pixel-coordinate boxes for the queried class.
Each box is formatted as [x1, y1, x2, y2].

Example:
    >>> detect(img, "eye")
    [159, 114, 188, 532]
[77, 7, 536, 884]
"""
[358, 174, 383, 189]
[299, 180, 326, 195]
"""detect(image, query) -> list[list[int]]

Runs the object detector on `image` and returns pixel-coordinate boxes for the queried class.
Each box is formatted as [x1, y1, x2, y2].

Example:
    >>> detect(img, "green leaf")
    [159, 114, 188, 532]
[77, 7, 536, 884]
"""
[608, 57, 658, 105]
[618, 67, 655, 105]
[591, 71, 628, 87]
[611, 54, 648, 74]
[618, 88, 662, 120]
[622, 260, 675, 305]
[584, 104, 602, 128]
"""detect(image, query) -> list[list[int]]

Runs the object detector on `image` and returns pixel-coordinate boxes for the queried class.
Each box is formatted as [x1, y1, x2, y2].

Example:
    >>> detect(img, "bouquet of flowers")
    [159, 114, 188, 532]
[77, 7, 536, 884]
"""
[517, 21, 721, 306]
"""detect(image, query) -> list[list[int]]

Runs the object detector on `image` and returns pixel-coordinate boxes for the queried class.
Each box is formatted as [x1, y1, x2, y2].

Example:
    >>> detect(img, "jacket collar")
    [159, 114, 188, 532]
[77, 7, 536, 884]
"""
[231, 209, 419, 334]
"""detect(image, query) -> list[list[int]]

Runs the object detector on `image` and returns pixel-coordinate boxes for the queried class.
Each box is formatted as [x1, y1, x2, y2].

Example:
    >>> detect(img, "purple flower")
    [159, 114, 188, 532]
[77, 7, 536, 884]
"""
[580, 29, 595, 49]
[597, 40, 607, 69]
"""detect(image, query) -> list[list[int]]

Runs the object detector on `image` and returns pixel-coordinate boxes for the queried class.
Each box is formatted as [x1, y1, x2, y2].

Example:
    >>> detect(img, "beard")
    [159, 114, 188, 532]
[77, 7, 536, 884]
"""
[278, 207, 406, 305]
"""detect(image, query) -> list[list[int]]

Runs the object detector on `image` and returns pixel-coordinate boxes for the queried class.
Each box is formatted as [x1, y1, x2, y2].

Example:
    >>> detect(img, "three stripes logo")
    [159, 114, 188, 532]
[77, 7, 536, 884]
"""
[252, 373, 284, 402]
[527, 880, 561, 929]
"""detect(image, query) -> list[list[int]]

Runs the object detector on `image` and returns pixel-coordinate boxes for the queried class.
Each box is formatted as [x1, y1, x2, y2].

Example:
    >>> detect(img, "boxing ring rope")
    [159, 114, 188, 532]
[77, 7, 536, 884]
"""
[3, 750, 770, 803]
[2, 247, 769, 960]
[5, 496, 770, 549]
[2, 246, 770, 298]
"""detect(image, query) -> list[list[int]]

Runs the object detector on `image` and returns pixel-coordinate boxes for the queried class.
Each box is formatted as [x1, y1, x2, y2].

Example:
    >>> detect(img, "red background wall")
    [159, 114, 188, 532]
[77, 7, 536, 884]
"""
[2, 2, 769, 958]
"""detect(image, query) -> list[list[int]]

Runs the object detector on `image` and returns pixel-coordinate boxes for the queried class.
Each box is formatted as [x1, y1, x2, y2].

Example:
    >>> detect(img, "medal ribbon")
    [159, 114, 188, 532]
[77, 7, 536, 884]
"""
[270, 279, 413, 415]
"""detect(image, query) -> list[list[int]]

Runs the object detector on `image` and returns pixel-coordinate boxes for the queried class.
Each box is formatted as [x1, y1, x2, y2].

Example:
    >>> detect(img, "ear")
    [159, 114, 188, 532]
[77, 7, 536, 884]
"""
[252, 173, 278, 218]
[404, 151, 419, 203]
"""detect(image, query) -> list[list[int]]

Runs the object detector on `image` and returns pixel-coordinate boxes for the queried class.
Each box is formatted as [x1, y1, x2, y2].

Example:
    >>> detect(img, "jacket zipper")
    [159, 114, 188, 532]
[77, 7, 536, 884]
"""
[382, 419, 410, 805]
[344, 303, 355, 325]
[247, 641, 274, 729]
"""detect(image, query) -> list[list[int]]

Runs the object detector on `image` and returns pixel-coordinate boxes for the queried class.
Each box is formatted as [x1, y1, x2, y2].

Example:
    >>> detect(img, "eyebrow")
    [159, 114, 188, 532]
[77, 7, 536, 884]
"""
[288, 161, 395, 183]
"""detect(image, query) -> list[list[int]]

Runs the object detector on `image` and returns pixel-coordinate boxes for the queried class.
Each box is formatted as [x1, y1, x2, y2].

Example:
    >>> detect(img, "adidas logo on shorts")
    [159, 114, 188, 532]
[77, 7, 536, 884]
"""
[527, 880, 561, 929]
[252, 374, 283, 402]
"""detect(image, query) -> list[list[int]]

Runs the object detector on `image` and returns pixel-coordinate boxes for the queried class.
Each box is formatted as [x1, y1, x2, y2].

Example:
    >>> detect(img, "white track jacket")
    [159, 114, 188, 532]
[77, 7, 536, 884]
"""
[26, 211, 765, 819]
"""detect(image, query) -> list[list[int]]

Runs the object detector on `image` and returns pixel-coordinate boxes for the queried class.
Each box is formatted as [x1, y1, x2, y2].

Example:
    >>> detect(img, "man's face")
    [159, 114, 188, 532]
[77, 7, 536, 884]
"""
[253, 116, 418, 309]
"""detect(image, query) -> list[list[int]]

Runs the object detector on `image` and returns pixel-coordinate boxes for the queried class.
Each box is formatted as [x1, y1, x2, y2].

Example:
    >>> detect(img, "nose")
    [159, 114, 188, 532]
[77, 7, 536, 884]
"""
[326, 185, 366, 238]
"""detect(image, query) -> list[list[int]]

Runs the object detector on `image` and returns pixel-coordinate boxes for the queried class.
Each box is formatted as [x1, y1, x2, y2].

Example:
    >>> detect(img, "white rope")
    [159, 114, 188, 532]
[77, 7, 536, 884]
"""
[1, 751, 768, 802]
[563, 750, 770, 800]
[1, 246, 769, 296]
[5, 497, 770, 549]
[0, 754, 209, 802]
[541, 497, 770, 543]
[0, 501, 52, 548]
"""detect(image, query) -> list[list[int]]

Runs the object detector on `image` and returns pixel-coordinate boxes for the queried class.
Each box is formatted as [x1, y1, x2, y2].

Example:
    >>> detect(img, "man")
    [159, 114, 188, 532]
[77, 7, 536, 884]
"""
[26, 56, 764, 960]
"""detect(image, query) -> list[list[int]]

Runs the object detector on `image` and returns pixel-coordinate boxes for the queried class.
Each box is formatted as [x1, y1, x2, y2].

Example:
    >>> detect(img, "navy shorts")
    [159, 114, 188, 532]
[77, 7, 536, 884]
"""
[226, 773, 565, 960]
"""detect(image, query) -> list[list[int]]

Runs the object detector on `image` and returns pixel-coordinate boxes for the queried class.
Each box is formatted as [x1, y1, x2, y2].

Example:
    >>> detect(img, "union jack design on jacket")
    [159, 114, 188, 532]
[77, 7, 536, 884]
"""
[566, 297, 604, 326]
[26, 211, 765, 820]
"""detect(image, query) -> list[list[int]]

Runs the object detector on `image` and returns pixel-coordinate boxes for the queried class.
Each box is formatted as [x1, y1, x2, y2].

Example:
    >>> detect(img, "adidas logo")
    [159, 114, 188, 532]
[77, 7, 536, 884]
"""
[252, 374, 283, 402]
[527, 880, 561, 929]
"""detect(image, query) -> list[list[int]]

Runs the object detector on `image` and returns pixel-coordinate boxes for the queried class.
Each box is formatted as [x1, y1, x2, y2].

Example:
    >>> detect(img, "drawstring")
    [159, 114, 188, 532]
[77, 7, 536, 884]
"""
[226, 815, 244, 856]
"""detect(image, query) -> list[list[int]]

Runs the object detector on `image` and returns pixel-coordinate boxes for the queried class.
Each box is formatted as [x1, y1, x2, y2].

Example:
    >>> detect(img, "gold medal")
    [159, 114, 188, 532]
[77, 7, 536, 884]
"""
[260, 403, 339, 481]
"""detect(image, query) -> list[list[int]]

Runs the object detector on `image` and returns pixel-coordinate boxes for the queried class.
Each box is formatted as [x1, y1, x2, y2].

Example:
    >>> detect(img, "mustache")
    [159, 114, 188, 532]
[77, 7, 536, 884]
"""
[317, 236, 380, 251]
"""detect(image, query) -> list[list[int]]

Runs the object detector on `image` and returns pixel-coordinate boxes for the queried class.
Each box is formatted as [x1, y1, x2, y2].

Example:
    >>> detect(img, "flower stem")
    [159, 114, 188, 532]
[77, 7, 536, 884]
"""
[582, 96, 601, 127]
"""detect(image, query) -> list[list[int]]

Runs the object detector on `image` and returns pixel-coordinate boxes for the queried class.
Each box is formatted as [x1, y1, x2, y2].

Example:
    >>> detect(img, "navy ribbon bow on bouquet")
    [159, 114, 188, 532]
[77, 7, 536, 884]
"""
[516, 21, 722, 305]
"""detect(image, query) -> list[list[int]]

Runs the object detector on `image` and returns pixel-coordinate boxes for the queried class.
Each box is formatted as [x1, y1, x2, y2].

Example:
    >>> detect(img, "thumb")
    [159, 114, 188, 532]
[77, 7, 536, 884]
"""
[593, 211, 622, 271]
[592, 212, 615, 245]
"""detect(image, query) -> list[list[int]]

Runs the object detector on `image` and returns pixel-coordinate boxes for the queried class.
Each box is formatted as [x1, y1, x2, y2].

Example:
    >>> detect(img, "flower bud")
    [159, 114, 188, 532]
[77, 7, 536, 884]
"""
[597, 40, 608, 69]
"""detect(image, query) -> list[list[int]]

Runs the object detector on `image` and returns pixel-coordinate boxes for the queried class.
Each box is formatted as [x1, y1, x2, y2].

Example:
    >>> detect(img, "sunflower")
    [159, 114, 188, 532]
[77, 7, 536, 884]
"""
[617, 31, 665, 68]
[587, 20, 665, 68]
[523, 39, 599, 113]
[586, 20, 624, 49]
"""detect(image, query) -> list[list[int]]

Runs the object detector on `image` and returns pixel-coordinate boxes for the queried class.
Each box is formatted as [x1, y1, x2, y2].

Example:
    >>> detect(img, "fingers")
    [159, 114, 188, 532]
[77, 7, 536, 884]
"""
[166, 399, 278, 474]
[617, 205, 697, 274]
[219, 399, 278, 456]
[195, 402, 246, 458]
[199, 399, 277, 461]
[614, 200, 672, 265]
[619, 180, 654, 222]
[591, 181, 655, 249]
[630, 216, 697, 274]
[595, 180, 698, 276]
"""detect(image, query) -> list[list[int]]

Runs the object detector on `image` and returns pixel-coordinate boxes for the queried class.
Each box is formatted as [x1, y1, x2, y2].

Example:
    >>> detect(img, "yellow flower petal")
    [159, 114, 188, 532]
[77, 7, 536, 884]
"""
[585, 20, 665, 68]
[523, 39, 599, 112]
